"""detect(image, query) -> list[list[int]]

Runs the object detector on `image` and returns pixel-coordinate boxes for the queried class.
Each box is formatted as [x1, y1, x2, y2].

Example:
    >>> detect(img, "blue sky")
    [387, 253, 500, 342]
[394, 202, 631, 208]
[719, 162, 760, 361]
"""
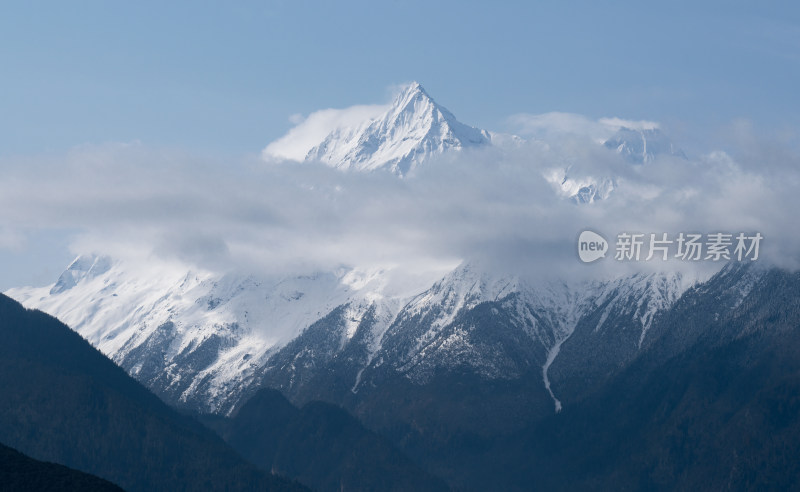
[1, 0, 799, 289]
[2, 0, 798, 157]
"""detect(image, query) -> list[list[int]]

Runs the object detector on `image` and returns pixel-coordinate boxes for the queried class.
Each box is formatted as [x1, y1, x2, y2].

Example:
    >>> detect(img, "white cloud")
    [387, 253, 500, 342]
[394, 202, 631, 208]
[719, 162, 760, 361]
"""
[262, 104, 388, 161]
[1, 115, 799, 287]
[507, 112, 608, 140]
[508, 112, 661, 143]
[288, 113, 305, 125]
[598, 117, 660, 131]
[0, 227, 25, 251]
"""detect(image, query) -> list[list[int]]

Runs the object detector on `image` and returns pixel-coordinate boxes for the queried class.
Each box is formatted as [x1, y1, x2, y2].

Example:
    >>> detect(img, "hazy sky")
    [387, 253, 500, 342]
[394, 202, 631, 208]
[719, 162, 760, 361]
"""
[1, 1, 799, 289]
[2, 0, 798, 155]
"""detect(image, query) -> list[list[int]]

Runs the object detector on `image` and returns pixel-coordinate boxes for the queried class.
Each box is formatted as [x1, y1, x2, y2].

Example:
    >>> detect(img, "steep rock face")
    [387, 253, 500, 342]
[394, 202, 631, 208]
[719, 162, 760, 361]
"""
[256, 299, 397, 404]
[306, 82, 491, 176]
[546, 271, 694, 406]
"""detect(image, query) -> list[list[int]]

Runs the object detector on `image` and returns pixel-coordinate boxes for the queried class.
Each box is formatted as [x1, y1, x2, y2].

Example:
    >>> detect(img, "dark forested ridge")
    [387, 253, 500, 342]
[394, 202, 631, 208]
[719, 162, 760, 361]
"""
[0, 294, 305, 492]
[201, 388, 449, 492]
[0, 441, 124, 492]
[533, 267, 800, 491]
[399, 268, 800, 490]
[475, 326, 800, 490]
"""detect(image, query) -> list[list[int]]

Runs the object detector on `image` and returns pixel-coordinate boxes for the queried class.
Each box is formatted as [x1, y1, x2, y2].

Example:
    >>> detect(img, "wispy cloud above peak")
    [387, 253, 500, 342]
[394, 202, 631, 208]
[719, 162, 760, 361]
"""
[262, 104, 389, 161]
[508, 112, 661, 142]
[598, 117, 660, 131]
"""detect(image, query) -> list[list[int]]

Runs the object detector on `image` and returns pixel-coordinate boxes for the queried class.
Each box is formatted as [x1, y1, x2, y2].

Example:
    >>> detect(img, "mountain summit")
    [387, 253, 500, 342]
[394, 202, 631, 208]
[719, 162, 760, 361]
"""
[305, 82, 491, 176]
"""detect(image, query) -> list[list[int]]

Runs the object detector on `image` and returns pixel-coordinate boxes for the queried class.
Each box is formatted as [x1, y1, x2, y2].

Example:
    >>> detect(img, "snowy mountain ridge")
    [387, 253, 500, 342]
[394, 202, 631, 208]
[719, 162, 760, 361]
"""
[7, 253, 700, 414]
[6, 254, 421, 412]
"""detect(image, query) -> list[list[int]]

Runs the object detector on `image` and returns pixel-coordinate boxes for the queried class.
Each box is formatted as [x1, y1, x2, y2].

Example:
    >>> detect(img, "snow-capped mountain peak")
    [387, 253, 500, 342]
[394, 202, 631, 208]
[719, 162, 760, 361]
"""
[50, 254, 112, 295]
[543, 126, 684, 203]
[305, 82, 491, 176]
[604, 127, 686, 164]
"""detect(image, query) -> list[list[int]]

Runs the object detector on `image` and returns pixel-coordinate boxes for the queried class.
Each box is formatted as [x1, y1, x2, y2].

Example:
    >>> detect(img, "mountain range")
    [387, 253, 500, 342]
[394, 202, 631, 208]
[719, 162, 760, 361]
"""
[5, 83, 688, 416]
[5, 82, 795, 490]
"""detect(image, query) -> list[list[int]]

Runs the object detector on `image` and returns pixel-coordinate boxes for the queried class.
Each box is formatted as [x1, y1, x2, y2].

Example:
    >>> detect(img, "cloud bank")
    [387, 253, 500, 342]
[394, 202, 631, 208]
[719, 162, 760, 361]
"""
[507, 112, 660, 143]
[1, 116, 798, 288]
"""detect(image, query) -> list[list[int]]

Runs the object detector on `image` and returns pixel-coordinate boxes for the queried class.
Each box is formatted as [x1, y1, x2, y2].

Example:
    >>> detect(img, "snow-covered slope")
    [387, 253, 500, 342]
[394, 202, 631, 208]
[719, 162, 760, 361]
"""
[305, 82, 491, 176]
[259, 260, 700, 413]
[543, 167, 617, 204]
[365, 265, 694, 403]
[6, 254, 419, 413]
